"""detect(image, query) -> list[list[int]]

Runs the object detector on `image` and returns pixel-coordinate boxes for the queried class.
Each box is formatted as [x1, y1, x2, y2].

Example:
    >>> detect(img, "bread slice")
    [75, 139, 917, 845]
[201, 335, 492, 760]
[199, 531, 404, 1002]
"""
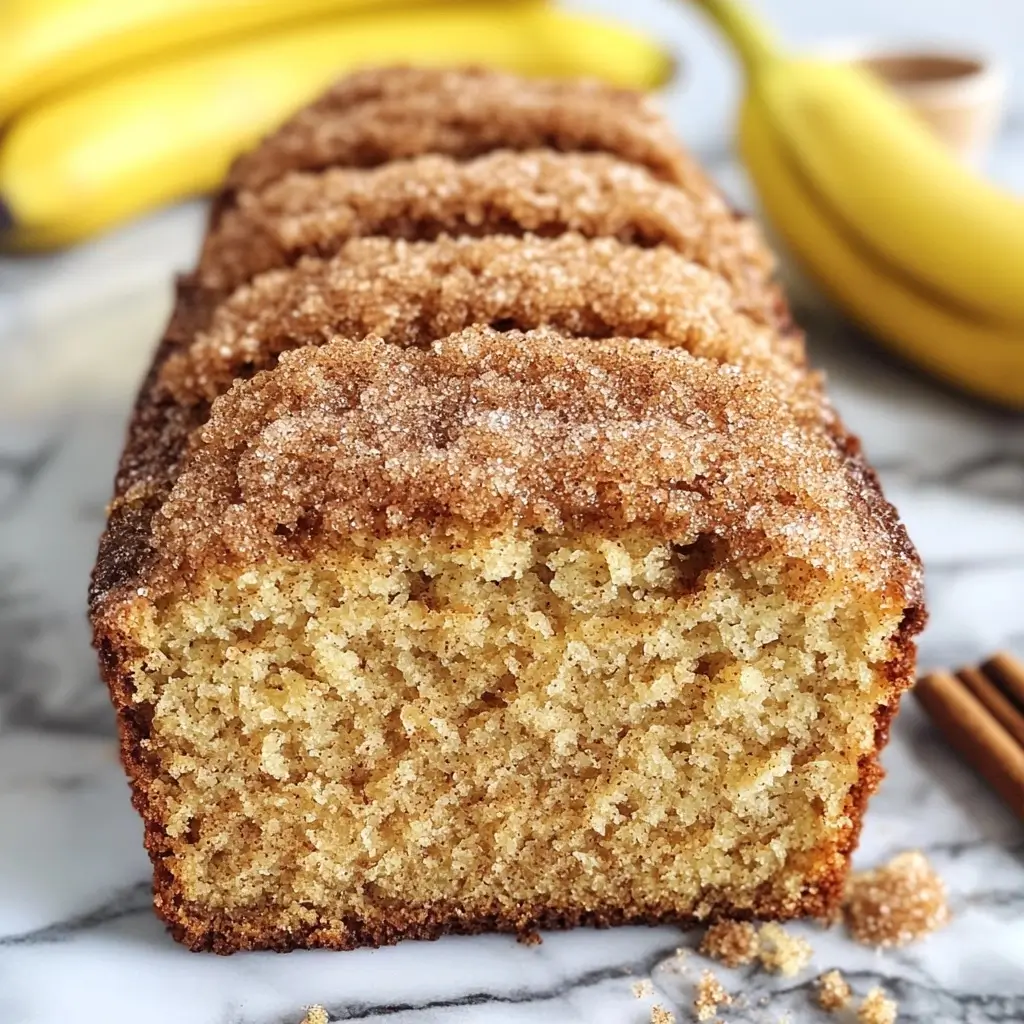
[90, 68, 923, 954]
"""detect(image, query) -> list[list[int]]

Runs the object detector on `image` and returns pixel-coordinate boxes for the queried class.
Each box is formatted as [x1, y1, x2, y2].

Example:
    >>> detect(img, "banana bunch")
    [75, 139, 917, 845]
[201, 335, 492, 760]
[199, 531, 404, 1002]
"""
[0, 0, 672, 248]
[694, 0, 1024, 409]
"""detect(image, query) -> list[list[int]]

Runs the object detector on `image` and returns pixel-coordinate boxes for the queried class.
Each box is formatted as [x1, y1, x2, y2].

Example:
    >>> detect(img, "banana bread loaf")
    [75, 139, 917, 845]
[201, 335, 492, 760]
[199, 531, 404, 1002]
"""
[90, 66, 924, 954]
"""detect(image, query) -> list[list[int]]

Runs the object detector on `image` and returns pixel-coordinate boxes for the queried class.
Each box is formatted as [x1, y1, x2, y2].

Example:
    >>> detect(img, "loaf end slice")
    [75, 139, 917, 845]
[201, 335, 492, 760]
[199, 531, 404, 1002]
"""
[92, 327, 923, 953]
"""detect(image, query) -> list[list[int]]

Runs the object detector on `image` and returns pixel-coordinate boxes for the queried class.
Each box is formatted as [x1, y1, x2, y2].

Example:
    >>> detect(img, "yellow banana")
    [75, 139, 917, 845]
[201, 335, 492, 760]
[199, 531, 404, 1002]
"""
[742, 95, 1024, 408]
[693, 0, 1024, 407]
[0, 0, 441, 121]
[0, 1, 673, 249]
[756, 60, 1024, 330]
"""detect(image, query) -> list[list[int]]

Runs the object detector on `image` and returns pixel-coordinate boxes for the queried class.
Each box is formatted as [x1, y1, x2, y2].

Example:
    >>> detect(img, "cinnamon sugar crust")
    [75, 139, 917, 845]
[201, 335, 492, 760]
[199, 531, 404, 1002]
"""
[149, 327, 914, 601]
[200, 151, 776, 314]
[164, 234, 800, 406]
[226, 66, 710, 195]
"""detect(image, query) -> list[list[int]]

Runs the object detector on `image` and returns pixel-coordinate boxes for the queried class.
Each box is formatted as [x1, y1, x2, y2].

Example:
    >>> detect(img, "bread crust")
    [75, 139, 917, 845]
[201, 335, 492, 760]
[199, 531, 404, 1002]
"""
[90, 67, 925, 955]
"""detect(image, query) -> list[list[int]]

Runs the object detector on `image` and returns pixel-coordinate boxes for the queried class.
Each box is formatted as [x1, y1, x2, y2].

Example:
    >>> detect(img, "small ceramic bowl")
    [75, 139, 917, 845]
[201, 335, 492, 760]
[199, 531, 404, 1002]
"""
[816, 45, 1007, 164]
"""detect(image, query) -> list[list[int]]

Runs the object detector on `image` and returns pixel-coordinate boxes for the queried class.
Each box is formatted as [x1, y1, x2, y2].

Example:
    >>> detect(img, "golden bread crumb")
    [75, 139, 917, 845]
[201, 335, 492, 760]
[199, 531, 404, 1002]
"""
[757, 923, 813, 976]
[651, 1005, 676, 1024]
[694, 970, 731, 1022]
[633, 979, 656, 999]
[299, 1007, 328, 1024]
[844, 851, 950, 947]
[700, 919, 760, 966]
[123, 523, 904, 937]
[816, 970, 852, 1011]
[858, 987, 898, 1024]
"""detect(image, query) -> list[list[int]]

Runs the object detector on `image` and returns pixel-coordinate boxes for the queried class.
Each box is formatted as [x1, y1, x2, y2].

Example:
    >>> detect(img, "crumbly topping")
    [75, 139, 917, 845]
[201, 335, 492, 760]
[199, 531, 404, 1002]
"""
[226, 66, 709, 195]
[200, 150, 776, 304]
[816, 970, 852, 1012]
[844, 851, 950, 948]
[857, 987, 898, 1024]
[299, 1007, 328, 1024]
[151, 326, 908, 595]
[757, 923, 813, 976]
[164, 233, 800, 405]
[651, 1005, 676, 1024]
[633, 978, 656, 998]
[694, 970, 731, 1021]
[700, 919, 760, 967]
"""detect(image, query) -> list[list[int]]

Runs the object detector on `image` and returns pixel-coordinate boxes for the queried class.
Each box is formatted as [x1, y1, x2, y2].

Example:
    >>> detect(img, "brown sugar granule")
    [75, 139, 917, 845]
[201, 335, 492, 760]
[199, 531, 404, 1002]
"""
[816, 970, 852, 1012]
[757, 923, 813, 976]
[163, 233, 803, 405]
[844, 851, 950, 948]
[299, 1007, 328, 1024]
[857, 987, 898, 1024]
[700, 919, 760, 967]
[694, 970, 732, 1022]
[199, 150, 776, 310]
[633, 978, 656, 999]
[150, 326, 908, 594]
[651, 1005, 677, 1024]
[226, 66, 709, 195]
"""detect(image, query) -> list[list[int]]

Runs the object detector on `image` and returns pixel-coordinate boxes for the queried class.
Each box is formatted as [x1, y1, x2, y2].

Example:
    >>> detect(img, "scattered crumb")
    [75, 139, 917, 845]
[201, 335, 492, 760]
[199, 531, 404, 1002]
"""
[816, 970, 852, 1012]
[299, 1008, 328, 1024]
[694, 970, 732, 1022]
[700, 920, 760, 966]
[857, 986, 898, 1024]
[757, 922, 813, 976]
[517, 929, 542, 946]
[651, 1005, 676, 1024]
[845, 850, 950, 948]
[633, 979, 655, 999]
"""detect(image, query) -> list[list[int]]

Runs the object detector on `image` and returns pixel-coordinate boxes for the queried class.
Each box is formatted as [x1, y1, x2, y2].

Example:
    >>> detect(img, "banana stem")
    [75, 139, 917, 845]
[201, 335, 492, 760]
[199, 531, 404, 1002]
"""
[688, 0, 780, 76]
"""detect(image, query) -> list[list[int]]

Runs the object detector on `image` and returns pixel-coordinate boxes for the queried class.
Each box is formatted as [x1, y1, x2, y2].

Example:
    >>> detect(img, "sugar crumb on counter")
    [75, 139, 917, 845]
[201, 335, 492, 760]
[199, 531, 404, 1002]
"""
[651, 1004, 676, 1024]
[857, 986, 898, 1024]
[844, 850, 950, 947]
[816, 969, 852, 1012]
[298, 1007, 328, 1024]
[757, 922, 813, 976]
[700, 919, 760, 966]
[693, 969, 732, 1022]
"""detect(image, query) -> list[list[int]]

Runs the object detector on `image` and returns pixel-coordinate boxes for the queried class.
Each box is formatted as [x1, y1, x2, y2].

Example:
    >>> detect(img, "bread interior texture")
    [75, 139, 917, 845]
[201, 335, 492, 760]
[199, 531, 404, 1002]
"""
[127, 526, 902, 936]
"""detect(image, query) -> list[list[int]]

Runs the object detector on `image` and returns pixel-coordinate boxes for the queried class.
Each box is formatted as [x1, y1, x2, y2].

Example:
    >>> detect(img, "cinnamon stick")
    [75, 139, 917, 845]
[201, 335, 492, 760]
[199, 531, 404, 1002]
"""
[956, 665, 1024, 748]
[914, 668, 1024, 820]
[981, 651, 1024, 712]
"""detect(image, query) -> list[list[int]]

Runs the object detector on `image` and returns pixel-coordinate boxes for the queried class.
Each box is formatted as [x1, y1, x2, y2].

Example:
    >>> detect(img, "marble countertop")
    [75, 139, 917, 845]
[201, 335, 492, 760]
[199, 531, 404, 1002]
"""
[1, 2, 1023, 1020]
